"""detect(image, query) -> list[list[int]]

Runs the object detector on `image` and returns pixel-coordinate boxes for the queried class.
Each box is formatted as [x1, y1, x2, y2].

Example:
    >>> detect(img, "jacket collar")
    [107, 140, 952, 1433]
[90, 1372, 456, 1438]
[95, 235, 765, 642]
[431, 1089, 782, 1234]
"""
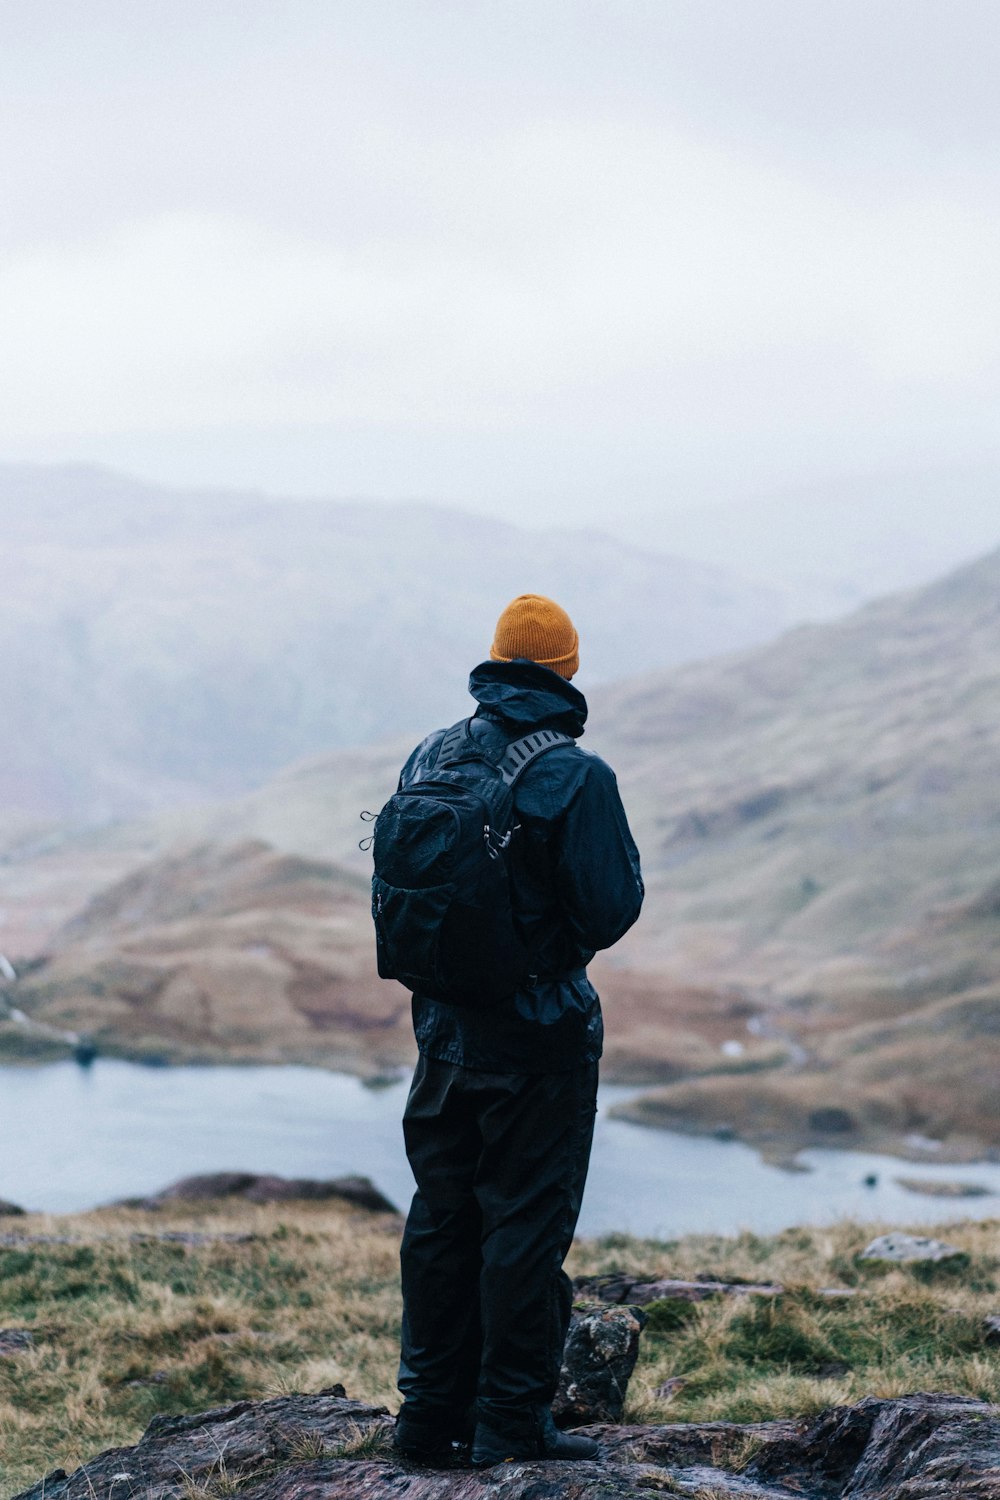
[468, 658, 587, 738]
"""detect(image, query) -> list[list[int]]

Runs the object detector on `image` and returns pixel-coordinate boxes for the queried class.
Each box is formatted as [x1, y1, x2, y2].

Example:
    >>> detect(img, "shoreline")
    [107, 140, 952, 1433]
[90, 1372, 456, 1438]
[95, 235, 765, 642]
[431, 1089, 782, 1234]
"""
[2, 1041, 999, 1190]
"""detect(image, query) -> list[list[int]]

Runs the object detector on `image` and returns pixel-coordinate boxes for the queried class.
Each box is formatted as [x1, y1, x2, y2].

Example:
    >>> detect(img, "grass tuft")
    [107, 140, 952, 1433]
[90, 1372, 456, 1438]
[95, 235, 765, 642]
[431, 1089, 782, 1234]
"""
[326, 1419, 394, 1459]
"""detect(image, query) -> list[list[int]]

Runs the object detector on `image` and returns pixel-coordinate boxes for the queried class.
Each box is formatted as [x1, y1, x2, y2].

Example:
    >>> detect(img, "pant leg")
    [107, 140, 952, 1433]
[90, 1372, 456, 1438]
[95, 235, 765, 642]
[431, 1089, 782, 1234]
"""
[474, 1061, 598, 1423]
[398, 1056, 484, 1425]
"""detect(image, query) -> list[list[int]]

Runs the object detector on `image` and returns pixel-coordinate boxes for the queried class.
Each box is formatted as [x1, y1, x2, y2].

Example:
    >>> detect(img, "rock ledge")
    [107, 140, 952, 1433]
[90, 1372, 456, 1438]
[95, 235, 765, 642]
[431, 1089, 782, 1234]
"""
[13, 1389, 1000, 1500]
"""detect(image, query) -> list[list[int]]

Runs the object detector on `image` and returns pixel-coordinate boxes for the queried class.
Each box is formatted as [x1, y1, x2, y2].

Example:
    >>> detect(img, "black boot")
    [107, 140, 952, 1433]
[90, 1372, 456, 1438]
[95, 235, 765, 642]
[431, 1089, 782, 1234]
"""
[471, 1405, 599, 1466]
[539, 1405, 600, 1461]
[394, 1406, 473, 1467]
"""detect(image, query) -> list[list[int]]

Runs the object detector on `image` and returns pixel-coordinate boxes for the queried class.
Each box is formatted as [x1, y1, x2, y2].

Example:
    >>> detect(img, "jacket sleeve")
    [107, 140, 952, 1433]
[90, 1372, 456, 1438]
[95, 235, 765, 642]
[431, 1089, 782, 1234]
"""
[553, 756, 644, 952]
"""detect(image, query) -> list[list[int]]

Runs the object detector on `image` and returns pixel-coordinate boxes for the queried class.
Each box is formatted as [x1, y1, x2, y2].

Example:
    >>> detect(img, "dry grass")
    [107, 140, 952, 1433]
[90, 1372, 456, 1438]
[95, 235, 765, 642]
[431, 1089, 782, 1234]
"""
[0, 1199, 401, 1498]
[571, 1216, 1000, 1429]
[2, 1204, 999, 1498]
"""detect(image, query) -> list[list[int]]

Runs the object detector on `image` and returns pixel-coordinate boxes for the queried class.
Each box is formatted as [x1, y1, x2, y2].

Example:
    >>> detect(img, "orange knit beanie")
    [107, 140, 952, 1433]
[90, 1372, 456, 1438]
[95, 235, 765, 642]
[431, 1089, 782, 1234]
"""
[489, 594, 579, 679]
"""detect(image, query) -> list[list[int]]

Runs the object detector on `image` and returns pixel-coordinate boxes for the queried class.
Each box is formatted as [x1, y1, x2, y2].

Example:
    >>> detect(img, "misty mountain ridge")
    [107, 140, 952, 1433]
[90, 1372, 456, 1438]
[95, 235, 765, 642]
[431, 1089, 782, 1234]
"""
[657, 464, 1000, 617]
[0, 461, 788, 824]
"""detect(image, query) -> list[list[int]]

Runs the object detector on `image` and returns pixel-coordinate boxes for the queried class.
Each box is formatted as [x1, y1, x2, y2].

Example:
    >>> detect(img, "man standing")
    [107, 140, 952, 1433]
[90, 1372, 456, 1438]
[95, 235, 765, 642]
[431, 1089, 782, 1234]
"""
[389, 594, 643, 1467]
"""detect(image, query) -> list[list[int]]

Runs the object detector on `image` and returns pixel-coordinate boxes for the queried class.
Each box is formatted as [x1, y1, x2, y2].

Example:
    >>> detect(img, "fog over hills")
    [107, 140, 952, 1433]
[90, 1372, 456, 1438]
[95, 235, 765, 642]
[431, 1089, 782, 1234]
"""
[596, 541, 1000, 977]
[6, 494, 1000, 1160]
[0, 463, 787, 824]
[656, 465, 1000, 617]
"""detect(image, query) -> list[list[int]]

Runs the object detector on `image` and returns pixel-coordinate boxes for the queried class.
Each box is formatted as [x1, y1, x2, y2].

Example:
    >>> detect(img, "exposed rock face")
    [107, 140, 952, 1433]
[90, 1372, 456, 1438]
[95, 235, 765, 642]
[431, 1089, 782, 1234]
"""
[13, 1391, 1000, 1500]
[127, 1171, 398, 1214]
[553, 1305, 646, 1427]
[858, 1232, 969, 1267]
[574, 1271, 785, 1304]
[0, 1327, 34, 1356]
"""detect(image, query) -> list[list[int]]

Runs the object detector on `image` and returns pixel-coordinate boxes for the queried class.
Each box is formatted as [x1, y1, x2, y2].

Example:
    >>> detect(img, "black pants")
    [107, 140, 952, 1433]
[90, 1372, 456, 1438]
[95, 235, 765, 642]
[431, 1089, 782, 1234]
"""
[398, 1054, 598, 1431]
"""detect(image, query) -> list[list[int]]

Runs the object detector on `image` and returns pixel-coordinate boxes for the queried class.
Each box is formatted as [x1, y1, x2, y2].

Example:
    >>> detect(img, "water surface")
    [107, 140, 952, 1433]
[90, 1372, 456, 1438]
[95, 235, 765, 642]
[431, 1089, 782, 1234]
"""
[3, 1060, 999, 1238]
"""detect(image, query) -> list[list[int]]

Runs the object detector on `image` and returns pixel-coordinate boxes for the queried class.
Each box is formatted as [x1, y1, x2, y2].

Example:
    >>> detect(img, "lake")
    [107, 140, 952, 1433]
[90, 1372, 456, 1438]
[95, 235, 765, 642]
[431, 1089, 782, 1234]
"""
[3, 1059, 1000, 1238]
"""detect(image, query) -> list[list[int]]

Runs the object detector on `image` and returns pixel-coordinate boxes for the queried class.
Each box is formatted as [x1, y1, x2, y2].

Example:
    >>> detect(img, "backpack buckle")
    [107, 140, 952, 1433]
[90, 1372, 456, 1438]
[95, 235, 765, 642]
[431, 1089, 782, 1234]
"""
[483, 823, 516, 859]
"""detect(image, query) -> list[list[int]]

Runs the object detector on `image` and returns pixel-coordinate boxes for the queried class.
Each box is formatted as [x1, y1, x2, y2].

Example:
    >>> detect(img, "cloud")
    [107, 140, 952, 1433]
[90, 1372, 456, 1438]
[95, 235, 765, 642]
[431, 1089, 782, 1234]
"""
[2, 3, 999, 509]
[1, 114, 998, 452]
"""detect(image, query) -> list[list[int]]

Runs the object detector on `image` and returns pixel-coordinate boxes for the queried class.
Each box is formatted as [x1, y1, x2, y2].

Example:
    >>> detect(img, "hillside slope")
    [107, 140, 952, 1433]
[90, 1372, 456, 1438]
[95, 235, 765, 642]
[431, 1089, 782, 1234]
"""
[6, 840, 412, 1074]
[595, 543, 1000, 978]
[589, 547, 1000, 1157]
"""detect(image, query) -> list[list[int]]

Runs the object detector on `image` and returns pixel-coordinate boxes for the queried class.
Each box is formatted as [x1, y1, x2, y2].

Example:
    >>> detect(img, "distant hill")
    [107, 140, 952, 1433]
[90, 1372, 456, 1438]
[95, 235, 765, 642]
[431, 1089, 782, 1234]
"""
[0, 462, 788, 823]
[7, 839, 413, 1074]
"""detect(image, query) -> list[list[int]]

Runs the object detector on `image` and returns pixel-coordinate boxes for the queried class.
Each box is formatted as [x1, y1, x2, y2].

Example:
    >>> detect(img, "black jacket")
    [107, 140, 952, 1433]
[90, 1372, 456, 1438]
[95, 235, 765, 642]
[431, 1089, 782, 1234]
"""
[397, 658, 644, 1073]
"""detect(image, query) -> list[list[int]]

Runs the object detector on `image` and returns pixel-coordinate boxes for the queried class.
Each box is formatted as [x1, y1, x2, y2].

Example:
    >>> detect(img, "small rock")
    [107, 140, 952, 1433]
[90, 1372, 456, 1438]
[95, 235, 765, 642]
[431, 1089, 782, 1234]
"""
[895, 1177, 991, 1199]
[553, 1304, 646, 1427]
[0, 1198, 26, 1217]
[858, 1232, 969, 1267]
[983, 1316, 1000, 1346]
[362, 1072, 405, 1090]
[808, 1106, 855, 1134]
[905, 1131, 943, 1152]
[0, 1328, 34, 1356]
[653, 1376, 687, 1399]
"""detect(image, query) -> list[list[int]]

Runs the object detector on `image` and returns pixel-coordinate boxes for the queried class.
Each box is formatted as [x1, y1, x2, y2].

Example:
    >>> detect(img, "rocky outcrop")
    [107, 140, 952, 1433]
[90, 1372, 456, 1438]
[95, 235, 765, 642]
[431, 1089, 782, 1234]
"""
[858, 1233, 969, 1268]
[122, 1171, 398, 1214]
[574, 1271, 785, 1304]
[0, 1328, 34, 1356]
[553, 1304, 646, 1426]
[14, 1390, 1000, 1500]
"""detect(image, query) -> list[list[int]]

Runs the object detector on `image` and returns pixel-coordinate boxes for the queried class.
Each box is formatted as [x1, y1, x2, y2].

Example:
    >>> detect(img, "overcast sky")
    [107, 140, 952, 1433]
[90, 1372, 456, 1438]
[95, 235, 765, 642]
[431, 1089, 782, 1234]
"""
[2, 1, 999, 528]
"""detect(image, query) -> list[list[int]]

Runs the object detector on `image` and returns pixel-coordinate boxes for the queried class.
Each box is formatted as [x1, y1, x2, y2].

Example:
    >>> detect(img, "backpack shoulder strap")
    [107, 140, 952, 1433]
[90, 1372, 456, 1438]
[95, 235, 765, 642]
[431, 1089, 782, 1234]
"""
[434, 717, 474, 767]
[498, 729, 575, 787]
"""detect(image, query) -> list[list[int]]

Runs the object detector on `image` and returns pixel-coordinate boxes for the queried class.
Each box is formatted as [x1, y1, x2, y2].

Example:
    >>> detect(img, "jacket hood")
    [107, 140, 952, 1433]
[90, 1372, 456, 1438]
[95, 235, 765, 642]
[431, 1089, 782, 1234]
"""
[468, 658, 588, 737]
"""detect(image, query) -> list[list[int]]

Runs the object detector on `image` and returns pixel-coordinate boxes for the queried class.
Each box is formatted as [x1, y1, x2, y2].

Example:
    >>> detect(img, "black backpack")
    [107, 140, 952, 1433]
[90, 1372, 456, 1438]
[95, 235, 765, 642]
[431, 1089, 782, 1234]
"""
[367, 718, 573, 1006]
